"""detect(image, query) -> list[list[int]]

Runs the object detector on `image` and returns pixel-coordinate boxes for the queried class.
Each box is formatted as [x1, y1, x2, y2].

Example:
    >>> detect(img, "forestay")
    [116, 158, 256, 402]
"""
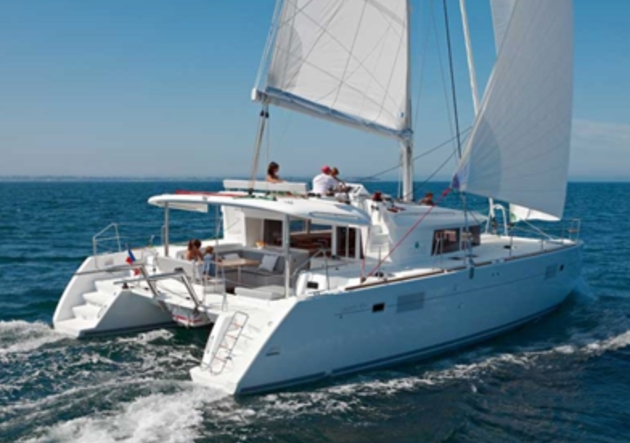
[453, 0, 574, 219]
[254, 0, 412, 141]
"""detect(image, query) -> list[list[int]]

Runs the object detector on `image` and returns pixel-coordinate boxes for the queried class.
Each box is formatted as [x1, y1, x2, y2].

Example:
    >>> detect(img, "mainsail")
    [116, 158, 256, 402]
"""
[454, 0, 574, 219]
[253, 0, 412, 141]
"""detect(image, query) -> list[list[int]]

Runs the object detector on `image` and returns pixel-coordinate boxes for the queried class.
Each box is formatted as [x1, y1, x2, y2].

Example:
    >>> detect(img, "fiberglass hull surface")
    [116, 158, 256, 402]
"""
[233, 244, 582, 394]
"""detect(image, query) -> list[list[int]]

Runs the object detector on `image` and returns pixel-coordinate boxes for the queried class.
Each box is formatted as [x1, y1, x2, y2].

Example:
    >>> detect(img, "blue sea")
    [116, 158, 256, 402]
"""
[1, 181, 629, 443]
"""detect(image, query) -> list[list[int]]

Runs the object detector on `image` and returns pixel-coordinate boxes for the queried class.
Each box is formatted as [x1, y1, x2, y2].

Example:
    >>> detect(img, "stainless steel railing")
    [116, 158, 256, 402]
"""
[108, 264, 203, 311]
[92, 223, 122, 257]
[291, 248, 331, 293]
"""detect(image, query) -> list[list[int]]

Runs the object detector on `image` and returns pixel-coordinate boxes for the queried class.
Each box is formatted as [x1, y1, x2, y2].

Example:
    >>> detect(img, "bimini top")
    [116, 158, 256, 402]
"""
[148, 193, 372, 227]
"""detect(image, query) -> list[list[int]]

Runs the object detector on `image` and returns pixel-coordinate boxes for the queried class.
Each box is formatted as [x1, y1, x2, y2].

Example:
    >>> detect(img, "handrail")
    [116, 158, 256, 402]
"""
[200, 261, 228, 311]
[568, 218, 581, 241]
[492, 204, 509, 235]
[113, 266, 202, 311]
[93, 223, 122, 256]
[291, 248, 332, 292]
[432, 237, 444, 267]
[291, 248, 326, 279]
[74, 263, 146, 276]
[508, 217, 582, 244]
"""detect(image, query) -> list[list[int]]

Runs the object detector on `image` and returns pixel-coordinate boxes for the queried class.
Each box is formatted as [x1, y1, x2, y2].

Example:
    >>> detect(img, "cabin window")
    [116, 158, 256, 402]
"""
[290, 218, 307, 233]
[335, 227, 363, 259]
[263, 220, 283, 246]
[462, 225, 481, 248]
[288, 221, 333, 256]
[432, 229, 460, 255]
[265, 218, 312, 247]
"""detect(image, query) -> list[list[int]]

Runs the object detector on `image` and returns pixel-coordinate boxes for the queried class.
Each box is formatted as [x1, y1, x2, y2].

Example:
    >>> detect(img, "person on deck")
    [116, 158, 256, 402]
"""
[202, 246, 219, 276]
[330, 167, 349, 193]
[266, 161, 283, 183]
[185, 239, 204, 261]
[312, 165, 337, 195]
[419, 192, 435, 206]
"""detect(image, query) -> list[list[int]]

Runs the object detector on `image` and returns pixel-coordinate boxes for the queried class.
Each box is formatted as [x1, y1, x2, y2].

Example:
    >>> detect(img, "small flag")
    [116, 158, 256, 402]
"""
[126, 248, 136, 265]
[126, 249, 140, 275]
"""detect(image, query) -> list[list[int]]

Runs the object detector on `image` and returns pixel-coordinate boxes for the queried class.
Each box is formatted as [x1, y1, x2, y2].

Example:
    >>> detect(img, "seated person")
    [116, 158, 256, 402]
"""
[266, 161, 284, 183]
[419, 192, 435, 206]
[202, 246, 220, 276]
[312, 165, 338, 195]
[330, 166, 349, 193]
[185, 239, 204, 261]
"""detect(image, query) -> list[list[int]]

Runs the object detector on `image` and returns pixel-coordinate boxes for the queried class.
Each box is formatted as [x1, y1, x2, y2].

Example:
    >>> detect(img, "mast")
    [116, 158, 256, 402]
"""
[401, 0, 414, 202]
[401, 140, 414, 201]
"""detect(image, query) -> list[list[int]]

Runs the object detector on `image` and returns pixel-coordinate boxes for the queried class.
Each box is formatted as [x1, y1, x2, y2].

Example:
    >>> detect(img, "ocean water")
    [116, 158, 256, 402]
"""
[1, 181, 629, 443]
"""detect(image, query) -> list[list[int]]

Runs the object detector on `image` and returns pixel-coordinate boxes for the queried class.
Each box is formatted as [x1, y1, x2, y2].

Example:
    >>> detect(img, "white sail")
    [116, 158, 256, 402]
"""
[254, 0, 411, 141]
[490, 0, 516, 53]
[509, 204, 560, 223]
[453, 0, 574, 219]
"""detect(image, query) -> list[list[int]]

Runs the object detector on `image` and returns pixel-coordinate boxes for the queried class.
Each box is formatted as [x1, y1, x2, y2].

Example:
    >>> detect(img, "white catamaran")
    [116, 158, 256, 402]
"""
[53, 0, 582, 395]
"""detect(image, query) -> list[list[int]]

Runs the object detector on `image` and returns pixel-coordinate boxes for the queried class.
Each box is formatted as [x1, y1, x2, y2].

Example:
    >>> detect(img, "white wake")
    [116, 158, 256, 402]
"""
[0, 320, 65, 356]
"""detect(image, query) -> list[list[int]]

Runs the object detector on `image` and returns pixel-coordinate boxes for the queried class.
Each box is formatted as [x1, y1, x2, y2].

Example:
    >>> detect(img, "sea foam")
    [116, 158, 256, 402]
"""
[22, 383, 226, 443]
[0, 320, 65, 355]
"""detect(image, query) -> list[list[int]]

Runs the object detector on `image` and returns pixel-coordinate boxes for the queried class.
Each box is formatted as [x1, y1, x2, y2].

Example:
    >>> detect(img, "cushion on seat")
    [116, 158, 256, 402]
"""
[259, 254, 278, 272]
[223, 253, 240, 260]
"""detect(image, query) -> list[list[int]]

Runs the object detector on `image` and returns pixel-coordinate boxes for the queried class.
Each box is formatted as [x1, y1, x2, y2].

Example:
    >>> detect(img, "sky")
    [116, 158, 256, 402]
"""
[0, 0, 628, 181]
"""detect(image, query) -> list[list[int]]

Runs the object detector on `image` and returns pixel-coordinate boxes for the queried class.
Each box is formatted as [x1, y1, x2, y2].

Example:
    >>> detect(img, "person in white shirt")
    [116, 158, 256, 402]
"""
[312, 165, 338, 195]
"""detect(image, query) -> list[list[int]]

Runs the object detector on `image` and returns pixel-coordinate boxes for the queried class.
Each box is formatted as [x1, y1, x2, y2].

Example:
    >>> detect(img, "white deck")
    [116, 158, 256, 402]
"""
[116, 234, 573, 316]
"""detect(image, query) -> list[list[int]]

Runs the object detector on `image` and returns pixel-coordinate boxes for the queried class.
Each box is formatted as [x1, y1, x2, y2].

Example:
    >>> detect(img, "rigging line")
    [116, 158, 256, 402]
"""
[410, 146, 458, 199]
[355, 127, 471, 182]
[430, 0, 456, 153]
[413, 0, 434, 130]
[408, 123, 471, 200]
[442, 0, 463, 159]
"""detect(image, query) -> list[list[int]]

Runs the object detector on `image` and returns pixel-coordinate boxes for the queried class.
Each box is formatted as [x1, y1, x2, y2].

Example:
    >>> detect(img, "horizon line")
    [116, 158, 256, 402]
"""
[0, 175, 629, 184]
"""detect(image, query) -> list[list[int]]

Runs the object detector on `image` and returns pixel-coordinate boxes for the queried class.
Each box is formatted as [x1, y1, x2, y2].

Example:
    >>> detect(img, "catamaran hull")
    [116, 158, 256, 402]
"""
[192, 244, 581, 394]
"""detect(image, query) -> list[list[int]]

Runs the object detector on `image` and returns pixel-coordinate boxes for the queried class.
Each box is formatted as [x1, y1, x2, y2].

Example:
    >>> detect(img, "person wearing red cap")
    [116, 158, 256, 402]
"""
[312, 165, 337, 195]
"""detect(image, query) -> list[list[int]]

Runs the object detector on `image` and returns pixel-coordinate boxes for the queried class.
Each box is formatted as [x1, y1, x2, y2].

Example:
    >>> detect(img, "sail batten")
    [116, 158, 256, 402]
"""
[454, 0, 574, 219]
[256, 0, 411, 140]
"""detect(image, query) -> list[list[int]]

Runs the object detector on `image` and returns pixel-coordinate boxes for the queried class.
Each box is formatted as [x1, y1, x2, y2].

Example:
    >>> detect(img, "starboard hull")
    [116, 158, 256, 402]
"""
[194, 244, 582, 394]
